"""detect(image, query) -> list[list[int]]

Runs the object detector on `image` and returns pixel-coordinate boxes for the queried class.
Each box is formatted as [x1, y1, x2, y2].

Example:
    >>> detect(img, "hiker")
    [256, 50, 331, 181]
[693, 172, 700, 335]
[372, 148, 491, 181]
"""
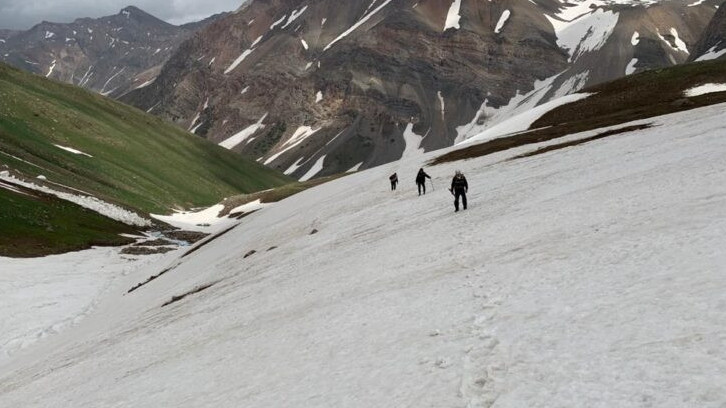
[415, 168, 431, 195]
[389, 173, 398, 190]
[450, 170, 468, 212]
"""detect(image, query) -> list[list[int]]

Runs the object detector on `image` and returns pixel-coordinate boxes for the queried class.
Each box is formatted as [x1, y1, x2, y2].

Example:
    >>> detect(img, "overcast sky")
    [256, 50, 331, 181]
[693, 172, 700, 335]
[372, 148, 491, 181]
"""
[0, 0, 244, 30]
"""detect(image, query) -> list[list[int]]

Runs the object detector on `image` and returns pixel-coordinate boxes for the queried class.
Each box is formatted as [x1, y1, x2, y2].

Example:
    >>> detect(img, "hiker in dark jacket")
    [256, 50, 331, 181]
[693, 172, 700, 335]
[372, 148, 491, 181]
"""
[389, 173, 398, 191]
[450, 170, 468, 211]
[415, 168, 431, 195]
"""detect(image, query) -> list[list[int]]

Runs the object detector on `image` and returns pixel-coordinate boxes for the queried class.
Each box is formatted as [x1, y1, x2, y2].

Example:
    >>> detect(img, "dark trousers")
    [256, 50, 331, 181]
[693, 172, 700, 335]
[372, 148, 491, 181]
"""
[417, 182, 426, 195]
[390, 181, 397, 190]
[454, 189, 467, 211]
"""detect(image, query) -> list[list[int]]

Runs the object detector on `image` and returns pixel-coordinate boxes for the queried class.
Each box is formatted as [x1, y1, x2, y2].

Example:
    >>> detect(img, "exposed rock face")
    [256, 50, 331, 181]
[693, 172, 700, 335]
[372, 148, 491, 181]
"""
[0, 6, 224, 98]
[121, 0, 717, 179]
[690, 0, 726, 62]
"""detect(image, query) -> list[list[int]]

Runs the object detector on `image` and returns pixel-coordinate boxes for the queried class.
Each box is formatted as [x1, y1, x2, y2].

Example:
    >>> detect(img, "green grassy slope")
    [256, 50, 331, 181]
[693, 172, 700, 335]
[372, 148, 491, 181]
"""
[0, 63, 292, 215]
[533, 58, 726, 131]
[0, 186, 137, 257]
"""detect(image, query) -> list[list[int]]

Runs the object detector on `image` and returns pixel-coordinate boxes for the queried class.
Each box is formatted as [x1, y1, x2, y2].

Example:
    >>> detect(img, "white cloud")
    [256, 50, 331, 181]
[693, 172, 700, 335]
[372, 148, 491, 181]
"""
[0, 0, 243, 30]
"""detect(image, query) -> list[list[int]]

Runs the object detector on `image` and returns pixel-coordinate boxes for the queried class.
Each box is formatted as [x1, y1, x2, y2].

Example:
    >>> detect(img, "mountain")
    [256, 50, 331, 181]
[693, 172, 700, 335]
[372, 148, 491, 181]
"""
[122, 0, 718, 180]
[0, 29, 18, 40]
[0, 6, 225, 98]
[691, 0, 726, 61]
[3, 75, 726, 405]
[0, 62, 291, 256]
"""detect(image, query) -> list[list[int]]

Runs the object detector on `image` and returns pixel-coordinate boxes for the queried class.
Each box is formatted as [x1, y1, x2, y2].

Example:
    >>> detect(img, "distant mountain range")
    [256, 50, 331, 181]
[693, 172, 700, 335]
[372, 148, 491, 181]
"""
[119, 0, 722, 180]
[0, 6, 225, 98]
[3, 1, 726, 182]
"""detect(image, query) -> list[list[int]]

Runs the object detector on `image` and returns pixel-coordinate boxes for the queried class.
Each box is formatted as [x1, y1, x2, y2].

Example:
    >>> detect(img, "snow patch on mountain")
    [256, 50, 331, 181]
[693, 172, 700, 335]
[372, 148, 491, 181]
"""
[461, 92, 592, 145]
[284, 157, 306, 175]
[347, 162, 363, 172]
[224, 48, 256, 74]
[265, 126, 321, 165]
[455, 72, 565, 143]
[53, 144, 93, 157]
[324, 0, 394, 51]
[270, 15, 286, 30]
[219, 114, 268, 149]
[299, 155, 326, 181]
[135, 77, 156, 89]
[402, 123, 426, 159]
[547, 8, 619, 62]
[626, 58, 638, 75]
[659, 28, 689, 53]
[694, 44, 726, 61]
[552, 71, 589, 99]
[437, 91, 445, 120]
[684, 83, 726, 97]
[46, 60, 56, 77]
[282, 6, 308, 29]
[495, 10, 511, 34]
[100, 67, 125, 95]
[151, 204, 234, 232]
[444, 0, 462, 31]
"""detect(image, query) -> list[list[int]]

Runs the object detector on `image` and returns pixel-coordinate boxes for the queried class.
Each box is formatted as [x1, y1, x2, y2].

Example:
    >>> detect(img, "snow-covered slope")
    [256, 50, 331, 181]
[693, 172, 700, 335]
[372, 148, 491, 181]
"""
[2, 103, 726, 406]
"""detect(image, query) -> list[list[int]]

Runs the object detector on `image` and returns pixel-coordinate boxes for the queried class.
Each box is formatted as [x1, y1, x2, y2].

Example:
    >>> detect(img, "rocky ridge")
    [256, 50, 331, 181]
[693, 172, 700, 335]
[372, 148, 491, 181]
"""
[0, 6, 225, 98]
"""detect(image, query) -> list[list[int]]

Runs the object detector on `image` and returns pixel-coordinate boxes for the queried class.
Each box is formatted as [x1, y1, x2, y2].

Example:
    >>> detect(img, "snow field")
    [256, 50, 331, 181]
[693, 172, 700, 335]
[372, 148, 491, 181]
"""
[0, 247, 181, 365]
[2, 103, 726, 406]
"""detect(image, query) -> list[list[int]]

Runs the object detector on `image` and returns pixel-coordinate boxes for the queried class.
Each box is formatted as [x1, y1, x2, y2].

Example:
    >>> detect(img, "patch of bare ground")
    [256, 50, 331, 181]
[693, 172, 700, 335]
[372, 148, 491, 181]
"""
[509, 124, 654, 161]
[218, 174, 345, 217]
[128, 266, 175, 294]
[163, 230, 208, 243]
[433, 59, 726, 165]
[121, 246, 177, 256]
[161, 282, 216, 307]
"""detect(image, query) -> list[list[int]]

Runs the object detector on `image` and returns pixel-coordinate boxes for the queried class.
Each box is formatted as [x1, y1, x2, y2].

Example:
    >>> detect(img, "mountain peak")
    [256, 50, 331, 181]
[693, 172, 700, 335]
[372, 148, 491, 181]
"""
[120, 5, 144, 15]
[118, 5, 155, 20]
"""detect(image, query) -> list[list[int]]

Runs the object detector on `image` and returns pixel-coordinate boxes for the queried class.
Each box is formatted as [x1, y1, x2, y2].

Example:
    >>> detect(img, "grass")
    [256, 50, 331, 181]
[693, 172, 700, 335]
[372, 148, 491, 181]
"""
[0, 62, 292, 214]
[0, 62, 294, 257]
[0, 186, 137, 257]
[433, 59, 726, 165]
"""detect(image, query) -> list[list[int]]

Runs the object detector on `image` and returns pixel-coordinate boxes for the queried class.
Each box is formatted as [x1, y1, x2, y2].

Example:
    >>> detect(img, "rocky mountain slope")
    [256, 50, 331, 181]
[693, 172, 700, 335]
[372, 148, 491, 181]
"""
[0, 6, 224, 98]
[122, 0, 718, 180]
[691, 0, 726, 61]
